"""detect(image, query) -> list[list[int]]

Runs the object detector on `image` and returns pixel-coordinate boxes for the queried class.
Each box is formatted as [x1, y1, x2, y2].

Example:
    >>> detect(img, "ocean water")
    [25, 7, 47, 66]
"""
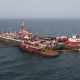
[0, 19, 80, 80]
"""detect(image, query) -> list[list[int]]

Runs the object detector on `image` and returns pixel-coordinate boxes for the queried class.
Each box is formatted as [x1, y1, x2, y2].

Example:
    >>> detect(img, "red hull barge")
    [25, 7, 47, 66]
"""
[64, 35, 80, 51]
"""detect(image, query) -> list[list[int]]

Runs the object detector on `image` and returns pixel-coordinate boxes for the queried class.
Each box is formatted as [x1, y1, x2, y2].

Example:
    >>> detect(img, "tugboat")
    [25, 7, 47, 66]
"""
[40, 49, 60, 57]
[20, 40, 43, 53]
[20, 40, 60, 57]
[64, 34, 80, 51]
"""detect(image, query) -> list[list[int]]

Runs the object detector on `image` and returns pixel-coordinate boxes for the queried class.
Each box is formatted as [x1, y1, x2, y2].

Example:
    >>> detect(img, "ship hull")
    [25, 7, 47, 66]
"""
[0, 37, 21, 46]
[20, 42, 42, 53]
[64, 44, 80, 51]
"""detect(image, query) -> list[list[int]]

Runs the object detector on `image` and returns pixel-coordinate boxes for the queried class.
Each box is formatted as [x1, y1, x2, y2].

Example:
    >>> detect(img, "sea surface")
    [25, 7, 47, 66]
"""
[0, 19, 80, 80]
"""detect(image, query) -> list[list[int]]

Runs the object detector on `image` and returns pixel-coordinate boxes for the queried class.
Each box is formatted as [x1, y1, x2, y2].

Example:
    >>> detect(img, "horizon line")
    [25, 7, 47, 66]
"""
[0, 18, 80, 19]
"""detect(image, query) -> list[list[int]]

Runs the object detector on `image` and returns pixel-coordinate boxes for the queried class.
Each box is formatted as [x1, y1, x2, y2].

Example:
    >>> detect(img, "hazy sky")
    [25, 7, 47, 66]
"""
[0, 0, 80, 18]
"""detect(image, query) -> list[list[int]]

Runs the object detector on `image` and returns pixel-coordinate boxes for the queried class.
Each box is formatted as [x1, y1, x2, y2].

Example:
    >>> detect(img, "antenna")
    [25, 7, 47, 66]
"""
[21, 21, 24, 26]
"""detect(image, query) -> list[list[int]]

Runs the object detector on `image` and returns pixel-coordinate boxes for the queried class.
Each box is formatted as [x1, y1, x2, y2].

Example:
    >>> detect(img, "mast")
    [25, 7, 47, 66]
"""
[19, 21, 25, 33]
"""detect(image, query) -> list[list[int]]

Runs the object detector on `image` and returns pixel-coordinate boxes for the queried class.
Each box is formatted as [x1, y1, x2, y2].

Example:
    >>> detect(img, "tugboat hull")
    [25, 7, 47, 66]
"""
[40, 49, 60, 57]
[20, 41, 42, 54]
